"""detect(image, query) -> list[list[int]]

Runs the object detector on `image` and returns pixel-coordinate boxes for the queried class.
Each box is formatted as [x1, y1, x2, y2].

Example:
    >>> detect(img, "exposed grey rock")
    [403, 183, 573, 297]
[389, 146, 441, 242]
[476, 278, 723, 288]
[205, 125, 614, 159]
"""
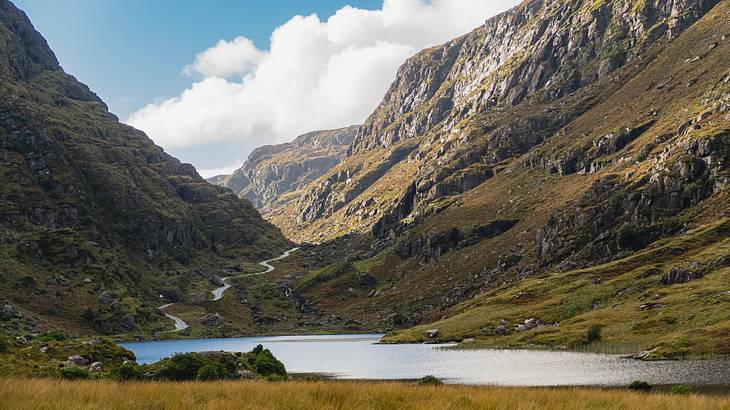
[89, 362, 103, 373]
[1, 304, 17, 320]
[639, 303, 665, 311]
[236, 369, 256, 379]
[495, 325, 507, 335]
[660, 267, 699, 285]
[425, 329, 440, 338]
[202, 313, 224, 327]
[66, 355, 90, 366]
[515, 318, 539, 331]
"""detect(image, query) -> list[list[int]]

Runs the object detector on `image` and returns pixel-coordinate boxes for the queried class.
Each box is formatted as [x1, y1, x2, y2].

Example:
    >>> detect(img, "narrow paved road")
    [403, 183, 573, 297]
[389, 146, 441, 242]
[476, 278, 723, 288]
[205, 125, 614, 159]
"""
[158, 303, 189, 331]
[211, 247, 299, 301]
[158, 247, 299, 332]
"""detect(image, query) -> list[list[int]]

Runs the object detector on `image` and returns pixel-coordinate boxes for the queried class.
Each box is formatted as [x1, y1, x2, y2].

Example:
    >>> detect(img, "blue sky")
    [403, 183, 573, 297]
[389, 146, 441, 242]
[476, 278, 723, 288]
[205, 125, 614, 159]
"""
[15, 0, 518, 176]
[15, 0, 376, 120]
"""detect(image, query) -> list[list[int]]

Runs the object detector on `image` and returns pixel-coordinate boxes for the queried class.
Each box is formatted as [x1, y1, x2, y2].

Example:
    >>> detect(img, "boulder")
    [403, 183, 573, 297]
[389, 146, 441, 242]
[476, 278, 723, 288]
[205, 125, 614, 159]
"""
[425, 329, 440, 338]
[66, 355, 90, 366]
[639, 303, 664, 311]
[495, 325, 506, 335]
[1, 304, 17, 320]
[659, 267, 699, 285]
[89, 362, 103, 373]
[202, 313, 224, 327]
[515, 318, 539, 331]
[236, 369, 256, 379]
[358, 273, 378, 287]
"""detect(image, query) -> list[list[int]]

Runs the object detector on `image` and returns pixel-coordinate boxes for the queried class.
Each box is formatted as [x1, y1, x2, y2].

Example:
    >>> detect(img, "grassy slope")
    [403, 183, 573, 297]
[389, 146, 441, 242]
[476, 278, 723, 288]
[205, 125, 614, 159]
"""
[0, 2, 290, 336]
[1, 379, 728, 410]
[384, 212, 730, 358]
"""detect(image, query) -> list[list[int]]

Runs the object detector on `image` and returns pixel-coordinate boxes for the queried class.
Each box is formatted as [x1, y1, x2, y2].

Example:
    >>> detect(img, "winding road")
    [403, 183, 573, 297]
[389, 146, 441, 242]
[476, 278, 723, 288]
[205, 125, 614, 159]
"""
[158, 247, 299, 332]
[211, 247, 300, 301]
[157, 303, 189, 332]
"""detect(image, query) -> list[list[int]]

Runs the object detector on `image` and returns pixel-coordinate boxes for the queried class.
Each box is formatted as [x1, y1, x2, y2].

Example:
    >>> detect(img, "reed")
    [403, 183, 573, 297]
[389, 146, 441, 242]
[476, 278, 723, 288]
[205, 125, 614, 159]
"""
[1, 379, 728, 410]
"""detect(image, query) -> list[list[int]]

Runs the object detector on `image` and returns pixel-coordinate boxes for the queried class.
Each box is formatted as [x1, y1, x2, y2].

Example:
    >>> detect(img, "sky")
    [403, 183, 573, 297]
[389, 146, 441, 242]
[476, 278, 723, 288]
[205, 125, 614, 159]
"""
[16, 0, 519, 177]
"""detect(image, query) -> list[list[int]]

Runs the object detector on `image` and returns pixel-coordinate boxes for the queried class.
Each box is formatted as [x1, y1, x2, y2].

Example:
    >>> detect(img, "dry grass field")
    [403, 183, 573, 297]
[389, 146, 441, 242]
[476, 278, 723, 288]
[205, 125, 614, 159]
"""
[1, 379, 729, 410]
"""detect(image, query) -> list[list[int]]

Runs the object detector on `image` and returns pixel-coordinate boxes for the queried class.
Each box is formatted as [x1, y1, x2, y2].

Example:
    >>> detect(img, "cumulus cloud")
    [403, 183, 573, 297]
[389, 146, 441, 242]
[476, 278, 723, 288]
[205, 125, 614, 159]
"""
[183, 36, 263, 78]
[128, 0, 520, 153]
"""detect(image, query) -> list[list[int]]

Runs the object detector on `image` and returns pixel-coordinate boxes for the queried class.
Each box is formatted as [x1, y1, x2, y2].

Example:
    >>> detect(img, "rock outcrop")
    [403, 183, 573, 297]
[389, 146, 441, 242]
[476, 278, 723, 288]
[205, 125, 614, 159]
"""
[209, 126, 359, 212]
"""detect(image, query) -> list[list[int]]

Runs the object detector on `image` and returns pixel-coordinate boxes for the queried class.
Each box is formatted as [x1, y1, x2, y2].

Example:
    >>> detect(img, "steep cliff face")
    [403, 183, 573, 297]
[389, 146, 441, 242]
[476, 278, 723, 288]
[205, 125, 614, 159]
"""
[268, 0, 730, 354]
[210, 126, 358, 212]
[278, 0, 722, 240]
[0, 0, 289, 335]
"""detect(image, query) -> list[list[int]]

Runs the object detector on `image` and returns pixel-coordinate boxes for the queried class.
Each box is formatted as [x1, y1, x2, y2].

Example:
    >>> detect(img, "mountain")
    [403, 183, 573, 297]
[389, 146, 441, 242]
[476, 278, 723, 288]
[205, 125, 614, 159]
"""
[0, 0, 290, 336]
[267, 0, 730, 356]
[209, 126, 359, 213]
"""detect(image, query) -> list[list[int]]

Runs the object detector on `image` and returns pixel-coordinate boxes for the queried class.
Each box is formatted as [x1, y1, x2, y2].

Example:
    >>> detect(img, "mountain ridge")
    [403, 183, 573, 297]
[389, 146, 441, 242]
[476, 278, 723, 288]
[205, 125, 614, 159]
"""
[0, 0, 290, 336]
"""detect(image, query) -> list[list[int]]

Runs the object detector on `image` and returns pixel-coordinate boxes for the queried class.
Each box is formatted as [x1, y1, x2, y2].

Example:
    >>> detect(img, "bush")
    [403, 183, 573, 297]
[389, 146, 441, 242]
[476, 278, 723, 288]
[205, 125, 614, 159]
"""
[196, 365, 221, 381]
[156, 353, 215, 381]
[37, 329, 71, 342]
[115, 362, 143, 381]
[0, 334, 7, 353]
[418, 375, 443, 386]
[616, 223, 650, 251]
[586, 325, 602, 344]
[60, 367, 89, 380]
[628, 380, 652, 391]
[254, 349, 286, 376]
[252, 344, 264, 355]
[670, 385, 691, 395]
[154, 353, 233, 381]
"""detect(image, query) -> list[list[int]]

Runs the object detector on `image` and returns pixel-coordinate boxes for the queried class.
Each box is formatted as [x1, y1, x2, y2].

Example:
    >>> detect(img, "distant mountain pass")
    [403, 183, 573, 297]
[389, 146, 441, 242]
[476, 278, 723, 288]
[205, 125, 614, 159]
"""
[208, 126, 358, 213]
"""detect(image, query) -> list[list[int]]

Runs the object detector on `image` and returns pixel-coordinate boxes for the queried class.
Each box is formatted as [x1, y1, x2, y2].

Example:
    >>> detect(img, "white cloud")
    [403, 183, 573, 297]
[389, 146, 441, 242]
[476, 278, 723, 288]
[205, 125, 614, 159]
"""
[183, 36, 263, 78]
[128, 0, 520, 153]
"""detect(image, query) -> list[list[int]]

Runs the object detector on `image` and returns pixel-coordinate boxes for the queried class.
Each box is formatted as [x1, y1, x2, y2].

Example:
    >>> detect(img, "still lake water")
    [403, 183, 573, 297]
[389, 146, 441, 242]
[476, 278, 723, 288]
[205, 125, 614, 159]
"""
[121, 334, 730, 386]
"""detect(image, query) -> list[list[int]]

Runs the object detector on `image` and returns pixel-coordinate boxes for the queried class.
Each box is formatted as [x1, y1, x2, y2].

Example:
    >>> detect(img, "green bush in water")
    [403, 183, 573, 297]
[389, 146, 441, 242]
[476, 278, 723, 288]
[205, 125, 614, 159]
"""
[418, 375, 443, 386]
[60, 367, 89, 380]
[628, 380, 652, 391]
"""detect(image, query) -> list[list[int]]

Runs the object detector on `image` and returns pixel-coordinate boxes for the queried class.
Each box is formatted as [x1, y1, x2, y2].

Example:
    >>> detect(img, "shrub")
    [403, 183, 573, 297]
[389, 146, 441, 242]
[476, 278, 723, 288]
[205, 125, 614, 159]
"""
[586, 325, 602, 344]
[418, 375, 443, 386]
[252, 344, 264, 355]
[670, 385, 691, 395]
[154, 353, 234, 381]
[628, 380, 652, 391]
[115, 362, 143, 381]
[156, 353, 214, 381]
[81, 308, 97, 323]
[60, 367, 89, 380]
[196, 365, 221, 381]
[616, 223, 649, 251]
[0, 334, 8, 353]
[37, 329, 71, 342]
[254, 349, 286, 376]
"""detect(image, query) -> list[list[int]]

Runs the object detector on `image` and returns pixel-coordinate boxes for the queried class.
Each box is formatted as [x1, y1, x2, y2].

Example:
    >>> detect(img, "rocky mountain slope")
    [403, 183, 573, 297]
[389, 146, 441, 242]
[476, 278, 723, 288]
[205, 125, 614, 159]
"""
[209, 126, 358, 213]
[266, 0, 730, 355]
[0, 0, 290, 336]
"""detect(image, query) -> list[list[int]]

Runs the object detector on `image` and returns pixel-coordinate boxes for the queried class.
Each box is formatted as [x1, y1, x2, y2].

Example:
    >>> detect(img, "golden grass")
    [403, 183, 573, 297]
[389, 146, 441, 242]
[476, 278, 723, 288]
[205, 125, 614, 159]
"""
[1, 379, 729, 410]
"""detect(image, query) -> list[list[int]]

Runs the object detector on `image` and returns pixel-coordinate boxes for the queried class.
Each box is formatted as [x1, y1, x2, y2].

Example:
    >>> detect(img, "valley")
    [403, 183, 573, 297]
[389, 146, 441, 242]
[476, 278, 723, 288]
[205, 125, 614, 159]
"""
[0, 0, 729, 404]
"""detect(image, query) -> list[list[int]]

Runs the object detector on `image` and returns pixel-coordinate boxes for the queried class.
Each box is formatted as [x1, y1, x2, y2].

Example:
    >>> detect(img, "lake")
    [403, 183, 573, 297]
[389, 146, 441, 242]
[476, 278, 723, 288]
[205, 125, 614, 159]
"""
[121, 334, 730, 386]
